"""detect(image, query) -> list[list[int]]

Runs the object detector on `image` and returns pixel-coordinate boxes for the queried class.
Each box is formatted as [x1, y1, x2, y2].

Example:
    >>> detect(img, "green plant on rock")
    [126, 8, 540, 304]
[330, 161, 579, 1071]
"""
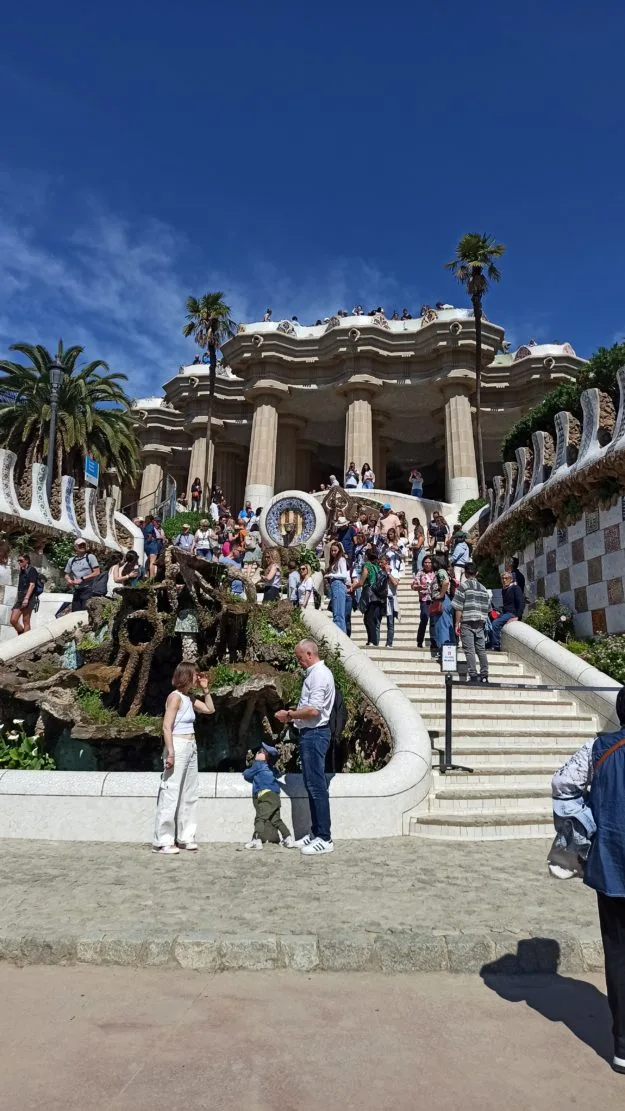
[561, 495, 583, 523]
[0, 720, 55, 769]
[45, 535, 76, 573]
[596, 476, 623, 506]
[458, 498, 488, 526]
[293, 546, 320, 573]
[525, 597, 574, 642]
[163, 511, 202, 540]
[209, 662, 246, 689]
[76, 683, 116, 724]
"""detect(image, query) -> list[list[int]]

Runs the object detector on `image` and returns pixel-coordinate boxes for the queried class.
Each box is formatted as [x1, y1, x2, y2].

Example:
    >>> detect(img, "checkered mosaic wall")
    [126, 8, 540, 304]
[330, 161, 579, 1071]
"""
[518, 498, 625, 637]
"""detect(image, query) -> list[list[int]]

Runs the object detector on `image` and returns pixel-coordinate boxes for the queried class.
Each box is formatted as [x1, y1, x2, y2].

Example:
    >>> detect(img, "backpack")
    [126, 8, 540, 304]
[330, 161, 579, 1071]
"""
[328, 688, 348, 773]
[371, 570, 388, 602]
[313, 587, 322, 610]
[34, 572, 46, 597]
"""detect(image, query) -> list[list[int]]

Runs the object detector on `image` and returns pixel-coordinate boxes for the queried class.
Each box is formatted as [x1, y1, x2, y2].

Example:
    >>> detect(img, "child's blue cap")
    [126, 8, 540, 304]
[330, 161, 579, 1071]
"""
[261, 742, 279, 758]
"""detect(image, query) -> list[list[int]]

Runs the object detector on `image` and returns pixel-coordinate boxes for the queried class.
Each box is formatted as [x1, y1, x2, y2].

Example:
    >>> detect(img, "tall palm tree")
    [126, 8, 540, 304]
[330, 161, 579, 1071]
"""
[0, 341, 140, 488]
[445, 233, 506, 497]
[183, 292, 236, 507]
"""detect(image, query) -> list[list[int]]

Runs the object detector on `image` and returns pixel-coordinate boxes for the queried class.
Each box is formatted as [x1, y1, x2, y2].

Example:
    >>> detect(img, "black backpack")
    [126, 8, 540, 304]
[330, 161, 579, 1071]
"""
[371, 570, 388, 602]
[327, 688, 348, 773]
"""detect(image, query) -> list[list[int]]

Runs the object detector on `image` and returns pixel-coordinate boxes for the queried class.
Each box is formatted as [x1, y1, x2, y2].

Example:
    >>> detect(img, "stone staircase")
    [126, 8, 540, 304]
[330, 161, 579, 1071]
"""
[350, 577, 595, 839]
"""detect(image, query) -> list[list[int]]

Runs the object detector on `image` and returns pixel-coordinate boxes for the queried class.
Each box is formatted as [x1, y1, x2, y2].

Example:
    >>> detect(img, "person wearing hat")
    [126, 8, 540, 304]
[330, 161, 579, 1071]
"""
[376, 504, 401, 539]
[194, 519, 215, 560]
[64, 539, 101, 611]
[242, 742, 294, 849]
[334, 515, 358, 566]
[173, 523, 194, 554]
[449, 527, 471, 587]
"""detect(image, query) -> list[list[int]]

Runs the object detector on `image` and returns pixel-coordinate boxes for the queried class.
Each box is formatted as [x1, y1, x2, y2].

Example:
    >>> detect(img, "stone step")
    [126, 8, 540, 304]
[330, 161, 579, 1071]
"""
[422, 714, 592, 734]
[432, 767, 560, 788]
[408, 809, 554, 840]
[444, 745, 579, 765]
[408, 697, 579, 716]
[363, 646, 516, 664]
[429, 786, 551, 808]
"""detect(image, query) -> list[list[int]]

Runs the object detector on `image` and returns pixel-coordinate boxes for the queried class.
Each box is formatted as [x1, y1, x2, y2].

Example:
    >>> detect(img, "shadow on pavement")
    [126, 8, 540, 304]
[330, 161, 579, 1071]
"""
[481, 938, 612, 1063]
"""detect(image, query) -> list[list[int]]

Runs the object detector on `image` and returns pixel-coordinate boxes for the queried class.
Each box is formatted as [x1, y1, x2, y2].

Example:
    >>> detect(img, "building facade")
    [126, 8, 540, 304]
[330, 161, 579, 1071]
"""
[131, 309, 584, 515]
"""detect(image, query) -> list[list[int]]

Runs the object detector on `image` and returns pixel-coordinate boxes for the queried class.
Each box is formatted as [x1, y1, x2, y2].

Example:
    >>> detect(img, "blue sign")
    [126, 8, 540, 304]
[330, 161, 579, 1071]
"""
[85, 455, 100, 487]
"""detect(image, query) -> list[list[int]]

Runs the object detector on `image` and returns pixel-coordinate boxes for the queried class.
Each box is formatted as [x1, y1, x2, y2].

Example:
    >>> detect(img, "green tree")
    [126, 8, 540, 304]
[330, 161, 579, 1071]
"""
[0, 341, 140, 486]
[446, 233, 506, 497]
[183, 293, 236, 507]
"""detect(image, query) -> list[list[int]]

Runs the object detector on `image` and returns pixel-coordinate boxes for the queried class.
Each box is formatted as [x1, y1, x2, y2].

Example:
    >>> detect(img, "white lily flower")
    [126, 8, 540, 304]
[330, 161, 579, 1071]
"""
[13, 719, 25, 725]
[6, 732, 19, 740]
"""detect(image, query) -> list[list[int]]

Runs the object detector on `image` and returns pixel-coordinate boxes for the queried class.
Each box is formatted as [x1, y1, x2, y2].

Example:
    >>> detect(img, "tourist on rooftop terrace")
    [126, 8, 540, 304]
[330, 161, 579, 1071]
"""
[401, 308, 412, 320]
[344, 461, 359, 489]
[352, 304, 363, 315]
[263, 309, 272, 322]
[391, 310, 400, 320]
[361, 462, 375, 489]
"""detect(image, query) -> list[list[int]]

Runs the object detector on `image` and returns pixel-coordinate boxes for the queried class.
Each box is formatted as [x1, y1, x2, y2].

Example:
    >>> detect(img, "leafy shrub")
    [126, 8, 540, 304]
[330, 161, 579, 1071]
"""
[45, 535, 76, 573]
[458, 498, 488, 526]
[501, 341, 625, 462]
[475, 556, 502, 589]
[293, 546, 320, 573]
[525, 597, 574, 642]
[209, 662, 246, 689]
[163, 511, 202, 540]
[0, 721, 55, 769]
[576, 636, 625, 685]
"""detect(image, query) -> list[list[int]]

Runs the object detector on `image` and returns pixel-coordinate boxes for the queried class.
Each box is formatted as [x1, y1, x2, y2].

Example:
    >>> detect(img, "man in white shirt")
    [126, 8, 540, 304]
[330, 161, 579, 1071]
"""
[275, 638, 336, 855]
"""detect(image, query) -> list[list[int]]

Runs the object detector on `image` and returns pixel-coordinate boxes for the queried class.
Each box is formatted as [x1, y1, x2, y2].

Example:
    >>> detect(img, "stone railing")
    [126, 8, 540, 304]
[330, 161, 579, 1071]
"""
[0, 449, 143, 559]
[475, 369, 625, 560]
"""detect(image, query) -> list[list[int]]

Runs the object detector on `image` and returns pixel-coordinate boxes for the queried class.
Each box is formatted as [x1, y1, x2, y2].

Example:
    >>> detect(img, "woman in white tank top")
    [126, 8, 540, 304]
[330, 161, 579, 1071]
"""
[152, 662, 215, 855]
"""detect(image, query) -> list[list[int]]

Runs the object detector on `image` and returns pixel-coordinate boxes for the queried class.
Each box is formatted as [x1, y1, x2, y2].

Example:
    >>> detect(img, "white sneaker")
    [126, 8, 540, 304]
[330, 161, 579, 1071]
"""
[548, 863, 576, 880]
[301, 837, 334, 855]
[280, 834, 295, 848]
[244, 838, 263, 850]
[178, 841, 199, 851]
[152, 844, 180, 855]
[613, 1055, 625, 1074]
[293, 833, 313, 848]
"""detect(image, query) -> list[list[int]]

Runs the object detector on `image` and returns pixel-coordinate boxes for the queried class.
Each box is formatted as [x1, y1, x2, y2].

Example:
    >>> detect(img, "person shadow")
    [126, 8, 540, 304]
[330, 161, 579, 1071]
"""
[481, 938, 612, 1062]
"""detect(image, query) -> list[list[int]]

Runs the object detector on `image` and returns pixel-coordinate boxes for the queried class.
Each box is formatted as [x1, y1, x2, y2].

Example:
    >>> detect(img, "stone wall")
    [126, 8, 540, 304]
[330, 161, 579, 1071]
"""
[475, 367, 625, 636]
[515, 500, 625, 636]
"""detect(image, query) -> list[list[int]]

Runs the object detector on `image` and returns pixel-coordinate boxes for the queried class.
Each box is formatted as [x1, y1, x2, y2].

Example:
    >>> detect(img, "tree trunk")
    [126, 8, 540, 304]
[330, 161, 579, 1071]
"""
[201, 338, 217, 510]
[472, 293, 487, 498]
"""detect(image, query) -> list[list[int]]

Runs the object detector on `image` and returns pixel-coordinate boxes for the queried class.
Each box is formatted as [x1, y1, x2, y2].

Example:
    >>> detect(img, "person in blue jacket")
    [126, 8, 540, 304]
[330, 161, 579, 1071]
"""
[551, 686, 625, 1074]
[242, 742, 294, 849]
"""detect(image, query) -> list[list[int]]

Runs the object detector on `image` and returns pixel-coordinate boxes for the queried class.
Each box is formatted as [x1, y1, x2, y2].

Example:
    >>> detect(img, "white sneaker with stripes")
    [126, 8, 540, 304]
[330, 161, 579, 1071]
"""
[301, 838, 334, 855]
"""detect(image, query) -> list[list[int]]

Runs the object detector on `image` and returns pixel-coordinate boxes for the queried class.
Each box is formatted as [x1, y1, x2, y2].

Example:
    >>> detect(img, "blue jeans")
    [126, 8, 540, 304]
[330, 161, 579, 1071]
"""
[362, 480, 374, 489]
[411, 484, 423, 497]
[385, 608, 395, 646]
[345, 591, 353, 638]
[329, 579, 347, 634]
[491, 611, 515, 649]
[298, 725, 332, 842]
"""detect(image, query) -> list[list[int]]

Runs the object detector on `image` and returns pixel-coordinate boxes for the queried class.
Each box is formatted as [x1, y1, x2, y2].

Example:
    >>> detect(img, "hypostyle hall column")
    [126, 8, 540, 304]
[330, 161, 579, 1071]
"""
[215, 444, 246, 506]
[441, 381, 479, 505]
[342, 381, 381, 475]
[186, 418, 223, 501]
[275, 416, 305, 494]
[372, 413, 388, 492]
[138, 451, 166, 516]
[244, 383, 289, 507]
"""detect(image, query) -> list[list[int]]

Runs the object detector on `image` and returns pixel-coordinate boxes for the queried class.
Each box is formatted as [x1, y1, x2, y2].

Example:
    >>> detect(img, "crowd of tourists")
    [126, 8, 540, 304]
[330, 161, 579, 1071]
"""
[262, 304, 455, 326]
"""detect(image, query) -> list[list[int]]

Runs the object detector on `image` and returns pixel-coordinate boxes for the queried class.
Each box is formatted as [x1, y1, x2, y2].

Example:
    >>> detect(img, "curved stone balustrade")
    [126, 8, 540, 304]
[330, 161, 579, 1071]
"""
[475, 368, 625, 557]
[0, 448, 140, 557]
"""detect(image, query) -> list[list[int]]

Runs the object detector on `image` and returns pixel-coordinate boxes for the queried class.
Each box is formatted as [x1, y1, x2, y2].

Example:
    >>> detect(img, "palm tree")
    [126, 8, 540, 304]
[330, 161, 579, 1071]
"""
[445, 233, 506, 497]
[183, 292, 236, 507]
[0, 341, 140, 488]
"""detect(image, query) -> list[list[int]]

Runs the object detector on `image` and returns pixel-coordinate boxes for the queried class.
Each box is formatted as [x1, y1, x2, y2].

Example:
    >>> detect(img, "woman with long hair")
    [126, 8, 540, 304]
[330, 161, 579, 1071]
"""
[361, 462, 375, 489]
[429, 558, 455, 661]
[351, 545, 386, 647]
[191, 477, 202, 513]
[108, 549, 141, 595]
[324, 540, 350, 634]
[260, 547, 282, 602]
[412, 553, 435, 648]
[152, 662, 215, 854]
[297, 563, 314, 608]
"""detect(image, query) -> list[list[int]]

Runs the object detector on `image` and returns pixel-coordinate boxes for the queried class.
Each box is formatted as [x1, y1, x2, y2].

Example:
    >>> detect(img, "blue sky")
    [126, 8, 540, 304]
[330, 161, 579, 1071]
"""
[1, 0, 624, 397]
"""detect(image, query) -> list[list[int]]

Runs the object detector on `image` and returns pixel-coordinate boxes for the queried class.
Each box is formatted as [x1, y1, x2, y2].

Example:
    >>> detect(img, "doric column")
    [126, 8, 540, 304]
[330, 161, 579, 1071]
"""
[341, 381, 381, 474]
[186, 418, 223, 502]
[244, 383, 289, 506]
[275, 416, 305, 494]
[441, 381, 479, 505]
[295, 439, 316, 492]
[138, 452, 166, 516]
[372, 413, 389, 492]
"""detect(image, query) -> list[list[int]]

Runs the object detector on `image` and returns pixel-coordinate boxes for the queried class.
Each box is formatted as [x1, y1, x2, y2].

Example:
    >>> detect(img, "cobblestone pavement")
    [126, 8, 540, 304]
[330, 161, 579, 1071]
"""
[1, 838, 596, 945]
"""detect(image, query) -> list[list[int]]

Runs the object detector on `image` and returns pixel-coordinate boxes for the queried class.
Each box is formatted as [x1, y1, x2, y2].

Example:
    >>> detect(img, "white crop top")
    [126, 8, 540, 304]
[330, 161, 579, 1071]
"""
[173, 692, 195, 734]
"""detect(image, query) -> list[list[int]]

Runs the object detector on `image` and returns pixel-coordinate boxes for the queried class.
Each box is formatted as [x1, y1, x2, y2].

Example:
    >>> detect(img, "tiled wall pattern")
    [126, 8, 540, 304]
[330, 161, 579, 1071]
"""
[518, 499, 625, 637]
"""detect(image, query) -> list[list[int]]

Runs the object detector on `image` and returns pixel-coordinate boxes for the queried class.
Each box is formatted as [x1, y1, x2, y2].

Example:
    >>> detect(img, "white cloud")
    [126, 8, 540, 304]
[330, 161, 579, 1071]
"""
[0, 173, 412, 396]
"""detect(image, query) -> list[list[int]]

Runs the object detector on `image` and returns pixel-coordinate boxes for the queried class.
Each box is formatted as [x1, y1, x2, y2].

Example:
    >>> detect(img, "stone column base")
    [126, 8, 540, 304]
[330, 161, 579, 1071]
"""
[245, 482, 274, 508]
[446, 475, 479, 507]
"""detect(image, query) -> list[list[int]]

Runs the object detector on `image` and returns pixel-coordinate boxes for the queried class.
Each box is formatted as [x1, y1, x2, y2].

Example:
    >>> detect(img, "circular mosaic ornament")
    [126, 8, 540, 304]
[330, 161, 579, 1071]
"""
[259, 490, 326, 549]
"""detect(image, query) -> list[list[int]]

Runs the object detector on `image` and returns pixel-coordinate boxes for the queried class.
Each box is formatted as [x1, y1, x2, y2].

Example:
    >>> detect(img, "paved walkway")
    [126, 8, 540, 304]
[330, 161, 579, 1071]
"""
[0, 839, 603, 972]
[0, 967, 622, 1110]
